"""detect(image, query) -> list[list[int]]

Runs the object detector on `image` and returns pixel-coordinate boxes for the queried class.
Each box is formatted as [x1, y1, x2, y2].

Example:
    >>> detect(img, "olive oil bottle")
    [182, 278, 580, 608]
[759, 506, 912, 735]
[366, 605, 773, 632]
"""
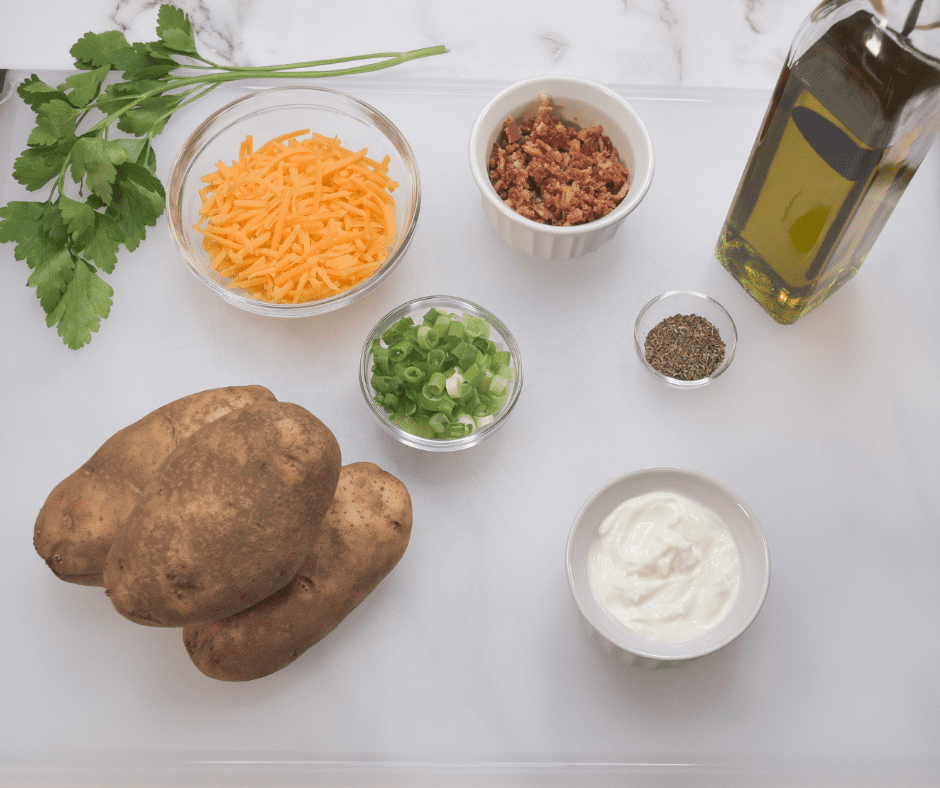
[716, 1, 940, 324]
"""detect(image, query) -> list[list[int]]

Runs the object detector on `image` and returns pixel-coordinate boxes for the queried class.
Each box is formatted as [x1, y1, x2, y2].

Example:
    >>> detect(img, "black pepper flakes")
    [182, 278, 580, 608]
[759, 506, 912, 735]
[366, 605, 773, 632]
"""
[644, 313, 726, 381]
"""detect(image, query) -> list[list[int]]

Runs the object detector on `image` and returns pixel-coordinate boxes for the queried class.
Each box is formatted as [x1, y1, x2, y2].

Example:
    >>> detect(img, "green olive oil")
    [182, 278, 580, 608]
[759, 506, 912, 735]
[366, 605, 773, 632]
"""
[716, 9, 940, 323]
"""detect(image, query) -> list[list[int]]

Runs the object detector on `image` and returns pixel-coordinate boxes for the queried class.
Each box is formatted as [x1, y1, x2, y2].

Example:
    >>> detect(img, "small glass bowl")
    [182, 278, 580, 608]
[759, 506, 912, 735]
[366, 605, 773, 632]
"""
[360, 296, 523, 452]
[566, 466, 770, 664]
[166, 86, 420, 317]
[634, 291, 737, 388]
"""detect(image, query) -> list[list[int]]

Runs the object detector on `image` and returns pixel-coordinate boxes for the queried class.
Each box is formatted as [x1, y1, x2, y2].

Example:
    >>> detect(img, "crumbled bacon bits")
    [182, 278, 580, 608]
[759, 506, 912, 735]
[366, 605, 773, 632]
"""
[487, 94, 631, 226]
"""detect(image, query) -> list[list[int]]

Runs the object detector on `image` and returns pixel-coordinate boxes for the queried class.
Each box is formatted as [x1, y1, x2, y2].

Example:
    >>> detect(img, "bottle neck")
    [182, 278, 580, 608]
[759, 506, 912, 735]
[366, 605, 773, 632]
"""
[791, 0, 940, 67]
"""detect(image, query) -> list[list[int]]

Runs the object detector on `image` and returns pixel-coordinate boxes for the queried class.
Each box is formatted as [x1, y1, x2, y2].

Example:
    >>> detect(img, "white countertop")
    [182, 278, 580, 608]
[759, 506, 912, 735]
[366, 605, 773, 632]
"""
[3, 2, 940, 787]
[0, 0, 810, 89]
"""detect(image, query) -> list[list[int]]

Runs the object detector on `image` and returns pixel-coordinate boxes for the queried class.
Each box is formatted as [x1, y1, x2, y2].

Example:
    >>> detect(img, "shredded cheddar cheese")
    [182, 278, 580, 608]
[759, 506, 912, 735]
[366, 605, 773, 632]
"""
[195, 129, 398, 304]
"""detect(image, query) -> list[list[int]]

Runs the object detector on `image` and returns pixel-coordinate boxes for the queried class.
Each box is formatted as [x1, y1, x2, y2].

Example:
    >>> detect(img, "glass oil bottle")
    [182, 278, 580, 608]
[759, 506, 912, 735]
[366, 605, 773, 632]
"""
[716, 0, 940, 323]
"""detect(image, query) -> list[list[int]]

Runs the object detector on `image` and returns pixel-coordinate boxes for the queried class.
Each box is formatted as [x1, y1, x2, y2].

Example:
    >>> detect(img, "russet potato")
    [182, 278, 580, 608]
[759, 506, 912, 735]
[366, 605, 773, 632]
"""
[182, 462, 412, 681]
[33, 385, 276, 586]
[103, 401, 341, 627]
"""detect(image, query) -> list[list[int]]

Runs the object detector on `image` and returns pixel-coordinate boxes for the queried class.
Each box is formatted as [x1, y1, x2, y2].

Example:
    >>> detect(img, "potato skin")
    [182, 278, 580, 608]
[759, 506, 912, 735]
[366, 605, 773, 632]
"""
[103, 401, 341, 627]
[182, 462, 412, 681]
[33, 386, 276, 586]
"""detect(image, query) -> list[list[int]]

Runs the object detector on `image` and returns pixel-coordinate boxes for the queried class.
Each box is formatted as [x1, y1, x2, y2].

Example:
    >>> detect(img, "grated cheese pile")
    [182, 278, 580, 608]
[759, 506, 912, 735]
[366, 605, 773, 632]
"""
[195, 129, 398, 304]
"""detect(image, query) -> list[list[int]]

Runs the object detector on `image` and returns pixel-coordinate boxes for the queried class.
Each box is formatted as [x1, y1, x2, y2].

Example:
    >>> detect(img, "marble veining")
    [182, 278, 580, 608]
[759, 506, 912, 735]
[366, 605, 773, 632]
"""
[1, 0, 813, 90]
[3, 0, 940, 780]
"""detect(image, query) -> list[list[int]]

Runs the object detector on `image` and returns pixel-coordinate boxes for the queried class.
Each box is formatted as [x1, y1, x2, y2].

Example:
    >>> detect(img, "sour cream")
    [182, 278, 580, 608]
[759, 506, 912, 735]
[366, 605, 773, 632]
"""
[588, 491, 740, 643]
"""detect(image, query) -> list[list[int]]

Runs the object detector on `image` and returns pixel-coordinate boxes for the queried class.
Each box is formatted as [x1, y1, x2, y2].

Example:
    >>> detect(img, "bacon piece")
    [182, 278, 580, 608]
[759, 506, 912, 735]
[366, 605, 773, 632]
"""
[487, 94, 631, 226]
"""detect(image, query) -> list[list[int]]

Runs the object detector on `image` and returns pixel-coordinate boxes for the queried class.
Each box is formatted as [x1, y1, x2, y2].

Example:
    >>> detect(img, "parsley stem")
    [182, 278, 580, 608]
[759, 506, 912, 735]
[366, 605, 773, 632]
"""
[147, 82, 220, 137]
[80, 44, 448, 142]
[193, 45, 449, 73]
[48, 43, 446, 206]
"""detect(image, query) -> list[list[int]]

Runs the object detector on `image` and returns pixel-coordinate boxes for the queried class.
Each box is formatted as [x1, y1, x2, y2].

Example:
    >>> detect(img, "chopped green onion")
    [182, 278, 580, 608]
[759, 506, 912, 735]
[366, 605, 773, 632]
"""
[445, 370, 464, 398]
[488, 373, 509, 396]
[416, 325, 439, 350]
[382, 317, 414, 346]
[389, 340, 414, 363]
[446, 320, 465, 340]
[402, 366, 425, 385]
[462, 362, 482, 385]
[426, 348, 447, 372]
[429, 412, 450, 434]
[393, 415, 435, 439]
[372, 343, 390, 374]
[458, 386, 478, 409]
[368, 308, 516, 441]
[453, 341, 478, 371]
[461, 314, 490, 340]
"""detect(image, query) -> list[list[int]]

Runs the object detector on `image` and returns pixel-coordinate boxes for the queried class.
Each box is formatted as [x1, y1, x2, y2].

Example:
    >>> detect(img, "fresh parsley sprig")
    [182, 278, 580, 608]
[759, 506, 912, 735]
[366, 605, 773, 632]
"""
[0, 4, 447, 349]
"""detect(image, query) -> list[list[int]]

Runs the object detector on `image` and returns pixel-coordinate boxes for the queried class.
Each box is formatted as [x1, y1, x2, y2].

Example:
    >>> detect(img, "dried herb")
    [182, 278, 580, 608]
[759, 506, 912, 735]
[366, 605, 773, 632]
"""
[644, 313, 726, 381]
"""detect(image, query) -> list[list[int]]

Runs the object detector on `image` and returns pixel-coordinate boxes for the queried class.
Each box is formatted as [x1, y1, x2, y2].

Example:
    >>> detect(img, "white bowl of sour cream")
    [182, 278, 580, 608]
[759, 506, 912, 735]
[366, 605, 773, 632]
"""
[566, 467, 770, 663]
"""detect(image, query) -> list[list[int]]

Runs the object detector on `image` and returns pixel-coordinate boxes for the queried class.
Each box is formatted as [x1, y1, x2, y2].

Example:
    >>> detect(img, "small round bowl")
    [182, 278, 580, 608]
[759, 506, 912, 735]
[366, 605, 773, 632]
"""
[360, 296, 523, 452]
[469, 75, 654, 261]
[634, 291, 737, 388]
[566, 467, 770, 663]
[167, 86, 420, 316]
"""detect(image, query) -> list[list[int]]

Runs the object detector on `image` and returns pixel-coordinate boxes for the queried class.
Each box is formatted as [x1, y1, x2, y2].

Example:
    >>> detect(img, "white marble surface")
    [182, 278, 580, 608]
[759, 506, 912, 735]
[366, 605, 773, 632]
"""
[0, 0, 812, 89]
[4, 2, 940, 786]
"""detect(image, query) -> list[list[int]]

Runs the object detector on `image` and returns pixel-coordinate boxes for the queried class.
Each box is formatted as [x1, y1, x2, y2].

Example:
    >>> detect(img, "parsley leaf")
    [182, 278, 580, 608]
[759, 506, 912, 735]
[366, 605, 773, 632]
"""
[116, 138, 158, 173]
[13, 144, 73, 191]
[17, 75, 70, 110]
[0, 201, 67, 270]
[42, 257, 114, 350]
[70, 30, 133, 70]
[58, 66, 110, 108]
[69, 137, 130, 204]
[28, 246, 78, 315]
[27, 100, 80, 147]
[116, 93, 184, 137]
[58, 196, 98, 249]
[105, 163, 165, 252]
[115, 43, 179, 82]
[81, 214, 123, 274]
[156, 4, 199, 57]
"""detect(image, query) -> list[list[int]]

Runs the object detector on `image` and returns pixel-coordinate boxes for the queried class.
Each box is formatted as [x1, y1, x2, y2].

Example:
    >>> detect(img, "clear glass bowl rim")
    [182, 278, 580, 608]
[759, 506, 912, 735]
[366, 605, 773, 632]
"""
[166, 85, 421, 316]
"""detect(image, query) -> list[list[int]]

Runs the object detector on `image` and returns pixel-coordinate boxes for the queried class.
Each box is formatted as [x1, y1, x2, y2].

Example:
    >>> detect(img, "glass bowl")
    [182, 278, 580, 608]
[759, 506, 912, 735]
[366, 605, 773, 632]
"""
[360, 296, 523, 452]
[469, 75, 655, 261]
[634, 291, 737, 388]
[166, 86, 420, 316]
[566, 466, 770, 664]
